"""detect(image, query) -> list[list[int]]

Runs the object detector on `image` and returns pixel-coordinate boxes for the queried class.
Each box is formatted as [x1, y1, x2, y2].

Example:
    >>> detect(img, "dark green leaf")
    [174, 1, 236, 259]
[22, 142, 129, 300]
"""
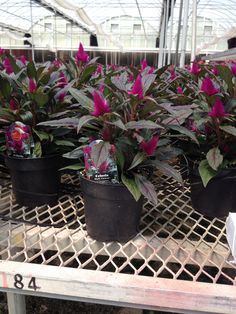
[32, 92, 48, 107]
[115, 148, 125, 170]
[63, 147, 83, 159]
[220, 125, 236, 137]
[38, 118, 79, 128]
[128, 152, 146, 170]
[107, 119, 127, 131]
[60, 163, 84, 171]
[55, 140, 75, 147]
[198, 159, 217, 187]
[27, 61, 37, 79]
[121, 174, 141, 201]
[154, 161, 183, 183]
[216, 65, 234, 93]
[168, 125, 199, 144]
[33, 141, 42, 157]
[142, 74, 156, 94]
[33, 129, 50, 141]
[126, 120, 164, 129]
[206, 147, 223, 171]
[135, 174, 157, 205]
[8, 55, 20, 74]
[38, 72, 51, 85]
[90, 141, 111, 168]
[0, 77, 11, 99]
[69, 88, 94, 111]
[19, 111, 33, 124]
[77, 115, 96, 133]
[80, 64, 97, 83]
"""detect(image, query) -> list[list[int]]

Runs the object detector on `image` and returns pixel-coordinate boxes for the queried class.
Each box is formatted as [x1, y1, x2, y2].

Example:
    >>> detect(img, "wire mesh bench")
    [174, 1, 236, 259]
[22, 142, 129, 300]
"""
[0, 172, 236, 314]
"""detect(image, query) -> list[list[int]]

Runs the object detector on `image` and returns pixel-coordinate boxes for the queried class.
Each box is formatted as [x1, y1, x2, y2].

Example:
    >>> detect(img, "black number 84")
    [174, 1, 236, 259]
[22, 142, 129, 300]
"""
[14, 274, 40, 291]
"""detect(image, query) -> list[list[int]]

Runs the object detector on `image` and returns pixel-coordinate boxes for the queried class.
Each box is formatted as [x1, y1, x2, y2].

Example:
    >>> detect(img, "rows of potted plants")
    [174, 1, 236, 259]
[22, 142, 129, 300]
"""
[0, 44, 235, 242]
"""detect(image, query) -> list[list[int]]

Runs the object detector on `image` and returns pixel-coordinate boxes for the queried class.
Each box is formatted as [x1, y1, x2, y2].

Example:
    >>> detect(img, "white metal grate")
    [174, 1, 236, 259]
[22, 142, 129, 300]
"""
[0, 171, 235, 287]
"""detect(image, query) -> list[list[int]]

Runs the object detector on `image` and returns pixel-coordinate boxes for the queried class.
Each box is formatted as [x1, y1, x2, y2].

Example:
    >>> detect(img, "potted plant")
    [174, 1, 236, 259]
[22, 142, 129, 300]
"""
[175, 62, 236, 218]
[44, 59, 197, 242]
[0, 51, 76, 207]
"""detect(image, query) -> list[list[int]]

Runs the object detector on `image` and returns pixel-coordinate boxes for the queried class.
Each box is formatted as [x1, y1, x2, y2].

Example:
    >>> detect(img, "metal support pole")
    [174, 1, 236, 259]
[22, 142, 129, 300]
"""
[30, 0, 35, 61]
[7, 292, 26, 314]
[174, 0, 183, 66]
[163, 0, 170, 65]
[191, 0, 197, 62]
[54, 13, 58, 58]
[167, 0, 175, 64]
[158, 2, 167, 68]
[180, 0, 190, 67]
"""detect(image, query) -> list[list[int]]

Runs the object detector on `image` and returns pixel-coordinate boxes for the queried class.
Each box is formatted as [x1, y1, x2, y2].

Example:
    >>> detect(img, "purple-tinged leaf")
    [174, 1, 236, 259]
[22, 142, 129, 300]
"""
[135, 174, 157, 205]
[206, 147, 223, 171]
[126, 120, 164, 129]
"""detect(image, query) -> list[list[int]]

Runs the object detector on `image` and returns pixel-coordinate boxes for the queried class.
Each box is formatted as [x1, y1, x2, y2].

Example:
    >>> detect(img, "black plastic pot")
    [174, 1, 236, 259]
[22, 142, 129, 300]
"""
[5, 155, 61, 207]
[80, 176, 143, 242]
[190, 168, 236, 218]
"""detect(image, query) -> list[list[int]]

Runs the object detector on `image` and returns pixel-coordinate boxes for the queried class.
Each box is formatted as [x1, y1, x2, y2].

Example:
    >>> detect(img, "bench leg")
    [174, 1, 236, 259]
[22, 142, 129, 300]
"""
[7, 292, 26, 314]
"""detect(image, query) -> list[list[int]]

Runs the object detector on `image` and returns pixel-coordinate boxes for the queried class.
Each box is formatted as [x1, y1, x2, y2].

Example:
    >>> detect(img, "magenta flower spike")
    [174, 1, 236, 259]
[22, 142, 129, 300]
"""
[190, 62, 200, 75]
[91, 91, 111, 117]
[58, 72, 68, 88]
[128, 74, 134, 83]
[0, 47, 4, 55]
[200, 76, 219, 96]
[3, 58, 13, 74]
[9, 99, 18, 111]
[208, 97, 228, 118]
[20, 55, 27, 65]
[58, 91, 66, 102]
[76, 43, 90, 64]
[140, 135, 159, 156]
[177, 86, 183, 94]
[28, 79, 37, 93]
[212, 67, 219, 76]
[231, 63, 236, 76]
[129, 74, 144, 99]
[141, 59, 148, 71]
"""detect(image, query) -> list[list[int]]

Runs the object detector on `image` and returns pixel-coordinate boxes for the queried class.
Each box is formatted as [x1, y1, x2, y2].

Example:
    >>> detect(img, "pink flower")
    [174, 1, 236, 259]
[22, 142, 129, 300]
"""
[128, 74, 134, 82]
[58, 91, 66, 102]
[208, 98, 228, 118]
[190, 62, 200, 75]
[140, 135, 159, 156]
[231, 64, 236, 76]
[141, 59, 148, 71]
[91, 91, 111, 117]
[19, 55, 27, 65]
[0, 48, 4, 55]
[53, 59, 62, 68]
[128, 74, 144, 99]
[99, 84, 105, 93]
[3, 58, 13, 74]
[9, 99, 18, 111]
[148, 67, 154, 74]
[200, 77, 219, 96]
[96, 64, 103, 75]
[28, 79, 37, 93]
[58, 71, 68, 88]
[76, 43, 90, 64]
[177, 86, 183, 94]
[212, 67, 219, 76]
[169, 66, 176, 80]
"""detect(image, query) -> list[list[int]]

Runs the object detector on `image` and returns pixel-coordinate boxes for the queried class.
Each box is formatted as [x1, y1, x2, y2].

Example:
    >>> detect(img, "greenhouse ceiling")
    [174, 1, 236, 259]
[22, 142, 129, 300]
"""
[0, 0, 235, 53]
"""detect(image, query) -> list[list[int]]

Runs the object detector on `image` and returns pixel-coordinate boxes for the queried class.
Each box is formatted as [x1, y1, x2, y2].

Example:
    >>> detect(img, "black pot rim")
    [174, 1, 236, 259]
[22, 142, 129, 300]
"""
[5, 154, 59, 161]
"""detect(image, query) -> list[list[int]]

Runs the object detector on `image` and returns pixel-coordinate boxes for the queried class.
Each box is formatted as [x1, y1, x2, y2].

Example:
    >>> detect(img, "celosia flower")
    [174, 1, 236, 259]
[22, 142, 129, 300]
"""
[19, 55, 27, 65]
[28, 79, 37, 93]
[58, 72, 68, 88]
[148, 67, 154, 74]
[190, 62, 200, 75]
[53, 59, 62, 68]
[76, 43, 90, 64]
[208, 97, 228, 118]
[200, 76, 219, 96]
[9, 99, 18, 111]
[0, 48, 4, 55]
[128, 74, 144, 99]
[3, 58, 13, 74]
[96, 64, 103, 75]
[140, 135, 159, 156]
[141, 59, 148, 71]
[177, 86, 183, 94]
[212, 67, 219, 76]
[169, 66, 176, 80]
[128, 74, 134, 82]
[231, 63, 236, 76]
[58, 91, 66, 102]
[91, 91, 111, 117]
